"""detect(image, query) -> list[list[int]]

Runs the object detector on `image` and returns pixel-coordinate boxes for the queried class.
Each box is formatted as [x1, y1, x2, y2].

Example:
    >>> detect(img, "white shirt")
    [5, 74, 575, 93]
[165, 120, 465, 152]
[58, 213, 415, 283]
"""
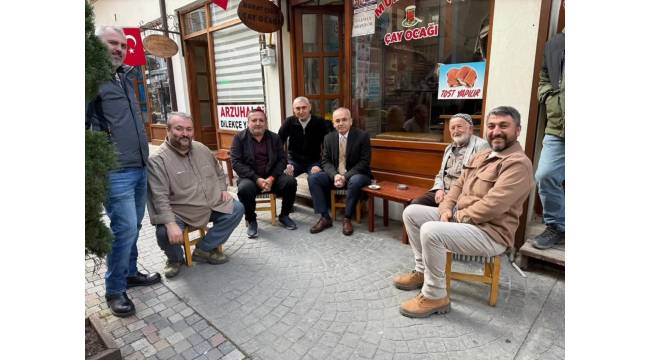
[298, 115, 311, 130]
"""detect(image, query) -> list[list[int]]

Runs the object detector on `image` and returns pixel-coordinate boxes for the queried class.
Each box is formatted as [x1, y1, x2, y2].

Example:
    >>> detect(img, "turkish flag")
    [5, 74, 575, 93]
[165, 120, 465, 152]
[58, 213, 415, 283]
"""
[212, 0, 228, 11]
[122, 27, 146, 66]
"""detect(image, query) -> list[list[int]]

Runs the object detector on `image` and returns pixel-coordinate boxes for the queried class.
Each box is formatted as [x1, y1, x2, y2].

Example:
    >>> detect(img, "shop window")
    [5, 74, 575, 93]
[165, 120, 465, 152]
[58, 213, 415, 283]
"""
[144, 54, 173, 124]
[351, 0, 489, 143]
[185, 7, 207, 33]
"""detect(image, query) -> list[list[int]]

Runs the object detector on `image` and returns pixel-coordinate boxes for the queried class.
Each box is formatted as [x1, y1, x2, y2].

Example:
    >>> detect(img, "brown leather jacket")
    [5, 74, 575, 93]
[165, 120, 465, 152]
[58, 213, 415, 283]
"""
[438, 142, 534, 248]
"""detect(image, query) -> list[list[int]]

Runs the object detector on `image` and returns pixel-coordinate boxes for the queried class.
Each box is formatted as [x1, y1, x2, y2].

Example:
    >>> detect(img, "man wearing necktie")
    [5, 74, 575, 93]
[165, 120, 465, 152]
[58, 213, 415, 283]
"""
[308, 107, 372, 235]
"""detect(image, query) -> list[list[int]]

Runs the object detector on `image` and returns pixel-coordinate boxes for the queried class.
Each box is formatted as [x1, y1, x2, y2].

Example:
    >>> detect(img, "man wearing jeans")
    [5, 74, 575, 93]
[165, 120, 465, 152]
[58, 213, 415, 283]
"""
[86, 26, 160, 317]
[394, 106, 534, 317]
[147, 113, 244, 278]
[533, 30, 565, 249]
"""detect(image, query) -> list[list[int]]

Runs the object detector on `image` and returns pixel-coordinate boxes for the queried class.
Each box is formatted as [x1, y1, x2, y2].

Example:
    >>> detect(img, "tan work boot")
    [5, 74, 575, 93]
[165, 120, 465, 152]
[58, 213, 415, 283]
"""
[164, 260, 182, 278]
[399, 293, 450, 318]
[192, 247, 228, 264]
[393, 270, 424, 290]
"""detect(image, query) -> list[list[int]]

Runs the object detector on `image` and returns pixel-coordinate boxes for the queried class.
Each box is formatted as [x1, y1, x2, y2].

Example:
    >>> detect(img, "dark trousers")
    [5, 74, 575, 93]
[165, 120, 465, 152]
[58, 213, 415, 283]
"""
[411, 190, 439, 207]
[308, 172, 371, 219]
[288, 160, 320, 177]
[237, 174, 297, 222]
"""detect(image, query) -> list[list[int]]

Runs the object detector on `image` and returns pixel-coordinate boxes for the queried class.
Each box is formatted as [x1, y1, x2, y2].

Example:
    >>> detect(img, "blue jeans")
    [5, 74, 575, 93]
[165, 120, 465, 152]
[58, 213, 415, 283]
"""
[535, 134, 565, 231]
[155, 201, 245, 263]
[104, 167, 147, 296]
[308, 172, 371, 218]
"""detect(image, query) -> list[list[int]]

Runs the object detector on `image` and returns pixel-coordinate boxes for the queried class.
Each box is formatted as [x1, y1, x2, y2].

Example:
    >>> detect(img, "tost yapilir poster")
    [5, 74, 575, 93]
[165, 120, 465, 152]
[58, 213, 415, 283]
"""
[437, 61, 486, 100]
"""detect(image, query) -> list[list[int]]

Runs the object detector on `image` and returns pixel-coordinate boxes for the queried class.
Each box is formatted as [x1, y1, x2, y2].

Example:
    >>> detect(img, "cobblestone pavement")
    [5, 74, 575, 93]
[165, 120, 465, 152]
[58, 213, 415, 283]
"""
[86, 195, 564, 360]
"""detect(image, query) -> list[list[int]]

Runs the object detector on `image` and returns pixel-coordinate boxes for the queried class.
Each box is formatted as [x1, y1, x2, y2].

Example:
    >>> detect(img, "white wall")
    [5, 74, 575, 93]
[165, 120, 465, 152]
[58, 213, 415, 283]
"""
[483, 0, 543, 150]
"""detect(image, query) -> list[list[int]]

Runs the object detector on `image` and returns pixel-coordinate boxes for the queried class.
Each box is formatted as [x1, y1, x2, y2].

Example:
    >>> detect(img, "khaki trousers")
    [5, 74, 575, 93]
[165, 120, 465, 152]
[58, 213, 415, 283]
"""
[402, 204, 506, 299]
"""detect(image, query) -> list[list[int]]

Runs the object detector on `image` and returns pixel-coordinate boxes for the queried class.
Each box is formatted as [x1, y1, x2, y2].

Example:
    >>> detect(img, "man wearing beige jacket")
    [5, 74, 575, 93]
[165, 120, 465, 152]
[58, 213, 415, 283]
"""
[394, 106, 534, 318]
[147, 113, 244, 278]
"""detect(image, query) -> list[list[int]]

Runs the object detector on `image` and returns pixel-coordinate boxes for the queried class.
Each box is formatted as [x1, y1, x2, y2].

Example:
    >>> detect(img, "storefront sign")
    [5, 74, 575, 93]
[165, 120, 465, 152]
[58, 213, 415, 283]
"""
[143, 35, 178, 58]
[218, 104, 266, 130]
[374, 0, 404, 18]
[437, 62, 486, 100]
[383, 23, 438, 45]
[237, 0, 283, 33]
[352, 6, 376, 37]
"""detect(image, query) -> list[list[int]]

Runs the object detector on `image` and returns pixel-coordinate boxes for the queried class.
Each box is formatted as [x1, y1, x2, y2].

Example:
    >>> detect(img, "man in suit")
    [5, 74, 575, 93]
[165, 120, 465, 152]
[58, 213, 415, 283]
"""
[308, 107, 372, 236]
[411, 113, 489, 207]
[230, 109, 298, 238]
[278, 96, 334, 177]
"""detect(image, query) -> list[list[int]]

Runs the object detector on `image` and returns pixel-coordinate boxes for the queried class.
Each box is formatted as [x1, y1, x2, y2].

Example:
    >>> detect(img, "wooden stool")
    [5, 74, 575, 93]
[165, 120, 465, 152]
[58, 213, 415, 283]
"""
[255, 192, 277, 225]
[182, 226, 224, 267]
[445, 252, 501, 306]
[214, 149, 234, 186]
[330, 189, 362, 223]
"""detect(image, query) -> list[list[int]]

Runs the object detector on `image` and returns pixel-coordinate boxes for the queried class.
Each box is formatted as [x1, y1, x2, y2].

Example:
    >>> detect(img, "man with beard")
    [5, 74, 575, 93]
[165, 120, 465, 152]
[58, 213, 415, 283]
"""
[412, 113, 489, 207]
[393, 106, 534, 317]
[147, 113, 244, 278]
[279, 96, 333, 178]
[86, 26, 160, 317]
[231, 109, 298, 238]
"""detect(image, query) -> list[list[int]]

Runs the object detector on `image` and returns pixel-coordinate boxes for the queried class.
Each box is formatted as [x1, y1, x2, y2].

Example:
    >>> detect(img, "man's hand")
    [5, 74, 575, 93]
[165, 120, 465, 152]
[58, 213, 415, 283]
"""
[220, 191, 232, 202]
[263, 177, 274, 192]
[310, 166, 322, 174]
[439, 209, 453, 223]
[285, 164, 294, 176]
[165, 222, 184, 245]
[435, 189, 445, 204]
[334, 174, 346, 188]
[256, 178, 266, 190]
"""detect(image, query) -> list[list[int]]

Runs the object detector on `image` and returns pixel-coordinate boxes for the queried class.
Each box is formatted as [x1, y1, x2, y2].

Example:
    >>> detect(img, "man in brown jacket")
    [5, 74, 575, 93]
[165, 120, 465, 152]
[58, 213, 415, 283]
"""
[394, 106, 534, 317]
[147, 113, 244, 278]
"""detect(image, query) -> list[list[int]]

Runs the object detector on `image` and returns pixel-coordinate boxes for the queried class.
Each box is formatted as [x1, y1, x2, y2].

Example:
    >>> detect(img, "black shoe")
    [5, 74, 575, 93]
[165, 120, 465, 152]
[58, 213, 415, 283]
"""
[532, 225, 564, 250]
[247, 220, 258, 238]
[105, 292, 135, 318]
[126, 271, 161, 288]
[278, 215, 297, 230]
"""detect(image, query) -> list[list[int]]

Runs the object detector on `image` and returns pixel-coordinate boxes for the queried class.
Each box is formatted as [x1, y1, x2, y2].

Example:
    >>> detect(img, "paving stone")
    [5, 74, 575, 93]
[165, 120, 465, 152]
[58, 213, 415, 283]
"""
[155, 346, 176, 360]
[180, 347, 199, 360]
[173, 340, 192, 353]
[221, 349, 245, 360]
[217, 341, 236, 355]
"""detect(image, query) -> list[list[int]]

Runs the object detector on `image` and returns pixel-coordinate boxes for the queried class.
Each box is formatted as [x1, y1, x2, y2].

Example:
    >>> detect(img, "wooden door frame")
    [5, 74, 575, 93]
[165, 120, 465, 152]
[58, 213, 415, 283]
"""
[290, 4, 345, 118]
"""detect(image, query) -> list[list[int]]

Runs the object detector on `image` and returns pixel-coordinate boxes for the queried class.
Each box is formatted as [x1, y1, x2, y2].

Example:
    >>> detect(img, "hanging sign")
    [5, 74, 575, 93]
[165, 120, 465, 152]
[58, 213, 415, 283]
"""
[143, 35, 178, 58]
[218, 104, 266, 131]
[352, 1, 377, 37]
[237, 0, 284, 33]
[437, 62, 486, 100]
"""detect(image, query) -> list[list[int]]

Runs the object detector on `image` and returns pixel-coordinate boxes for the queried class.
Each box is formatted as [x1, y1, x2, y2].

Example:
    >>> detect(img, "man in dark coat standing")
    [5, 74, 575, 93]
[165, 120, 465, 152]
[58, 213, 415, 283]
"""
[308, 107, 372, 236]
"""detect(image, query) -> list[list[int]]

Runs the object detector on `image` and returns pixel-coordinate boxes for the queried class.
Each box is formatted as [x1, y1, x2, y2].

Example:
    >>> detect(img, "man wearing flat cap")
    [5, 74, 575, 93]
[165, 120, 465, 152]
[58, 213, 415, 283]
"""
[412, 113, 489, 207]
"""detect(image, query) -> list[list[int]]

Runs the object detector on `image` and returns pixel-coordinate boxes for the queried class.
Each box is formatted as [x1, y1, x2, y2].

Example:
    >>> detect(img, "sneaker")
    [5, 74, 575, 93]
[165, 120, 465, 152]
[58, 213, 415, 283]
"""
[399, 293, 450, 318]
[393, 270, 424, 290]
[532, 225, 564, 250]
[278, 215, 297, 230]
[192, 248, 229, 265]
[164, 260, 182, 278]
[247, 220, 258, 238]
[210, 247, 229, 264]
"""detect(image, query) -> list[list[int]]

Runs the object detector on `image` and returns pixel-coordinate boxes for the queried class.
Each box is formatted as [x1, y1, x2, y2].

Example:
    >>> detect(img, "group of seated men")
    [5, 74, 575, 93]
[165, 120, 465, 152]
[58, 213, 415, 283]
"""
[146, 97, 534, 318]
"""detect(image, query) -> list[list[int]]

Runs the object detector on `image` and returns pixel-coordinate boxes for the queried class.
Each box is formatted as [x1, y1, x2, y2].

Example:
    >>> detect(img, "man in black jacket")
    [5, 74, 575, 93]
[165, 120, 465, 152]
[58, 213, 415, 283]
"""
[230, 109, 298, 238]
[86, 26, 160, 318]
[308, 107, 372, 236]
[278, 96, 333, 177]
